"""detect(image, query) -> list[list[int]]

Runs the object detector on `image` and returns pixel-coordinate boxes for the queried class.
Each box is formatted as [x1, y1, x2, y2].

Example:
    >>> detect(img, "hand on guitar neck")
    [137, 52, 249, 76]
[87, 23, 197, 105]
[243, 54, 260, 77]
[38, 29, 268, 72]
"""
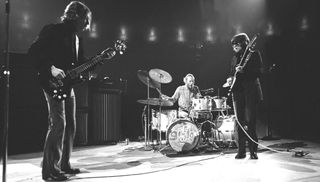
[45, 39, 127, 101]
[51, 65, 66, 80]
[235, 64, 244, 73]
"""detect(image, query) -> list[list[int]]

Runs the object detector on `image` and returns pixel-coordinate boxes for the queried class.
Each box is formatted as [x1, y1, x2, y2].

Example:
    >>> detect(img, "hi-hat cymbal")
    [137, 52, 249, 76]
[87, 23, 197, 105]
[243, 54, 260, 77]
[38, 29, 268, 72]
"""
[137, 98, 173, 107]
[137, 70, 160, 89]
[149, 69, 172, 84]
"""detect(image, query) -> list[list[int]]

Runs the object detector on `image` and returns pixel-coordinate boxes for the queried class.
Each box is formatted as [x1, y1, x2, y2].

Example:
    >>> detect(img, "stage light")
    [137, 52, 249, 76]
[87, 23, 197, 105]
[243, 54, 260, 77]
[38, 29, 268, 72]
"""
[177, 28, 185, 42]
[21, 13, 31, 29]
[205, 27, 216, 42]
[120, 26, 128, 41]
[148, 28, 157, 42]
[234, 24, 242, 34]
[265, 22, 274, 36]
[89, 23, 98, 38]
[300, 16, 308, 31]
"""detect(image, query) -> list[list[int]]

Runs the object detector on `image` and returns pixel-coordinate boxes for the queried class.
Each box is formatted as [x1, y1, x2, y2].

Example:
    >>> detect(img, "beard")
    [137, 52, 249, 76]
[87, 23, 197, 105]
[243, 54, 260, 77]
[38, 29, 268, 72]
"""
[187, 84, 194, 90]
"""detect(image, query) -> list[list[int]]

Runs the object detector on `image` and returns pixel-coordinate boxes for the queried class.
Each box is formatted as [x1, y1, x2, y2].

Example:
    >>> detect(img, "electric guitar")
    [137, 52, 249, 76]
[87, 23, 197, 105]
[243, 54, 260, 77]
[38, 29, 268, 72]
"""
[228, 34, 258, 94]
[41, 40, 126, 100]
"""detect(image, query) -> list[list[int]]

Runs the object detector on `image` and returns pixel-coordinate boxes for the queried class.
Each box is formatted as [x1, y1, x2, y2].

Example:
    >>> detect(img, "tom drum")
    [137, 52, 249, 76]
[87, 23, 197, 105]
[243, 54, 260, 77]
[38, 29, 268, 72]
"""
[151, 109, 177, 132]
[192, 96, 213, 111]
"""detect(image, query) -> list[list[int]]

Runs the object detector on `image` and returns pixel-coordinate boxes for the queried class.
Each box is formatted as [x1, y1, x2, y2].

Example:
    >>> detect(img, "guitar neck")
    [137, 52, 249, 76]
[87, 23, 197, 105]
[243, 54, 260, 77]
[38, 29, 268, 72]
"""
[66, 48, 115, 78]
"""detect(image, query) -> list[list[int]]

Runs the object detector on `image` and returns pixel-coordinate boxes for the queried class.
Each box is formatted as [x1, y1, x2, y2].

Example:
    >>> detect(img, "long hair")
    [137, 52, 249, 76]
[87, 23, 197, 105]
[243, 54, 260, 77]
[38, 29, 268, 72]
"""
[231, 33, 250, 47]
[60, 1, 92, 31]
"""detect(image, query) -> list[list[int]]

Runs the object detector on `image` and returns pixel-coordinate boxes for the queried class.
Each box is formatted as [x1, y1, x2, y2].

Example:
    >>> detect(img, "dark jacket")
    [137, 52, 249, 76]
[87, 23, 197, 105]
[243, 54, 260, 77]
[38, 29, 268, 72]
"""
[230, 50, 264, 101]
[28, 21, 85, 88]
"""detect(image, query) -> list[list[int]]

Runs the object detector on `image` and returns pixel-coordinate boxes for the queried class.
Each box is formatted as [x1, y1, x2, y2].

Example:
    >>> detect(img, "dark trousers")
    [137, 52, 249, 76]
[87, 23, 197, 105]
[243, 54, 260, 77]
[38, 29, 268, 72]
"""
[42, 89, 76, 176]
[232, 86, 259, 154]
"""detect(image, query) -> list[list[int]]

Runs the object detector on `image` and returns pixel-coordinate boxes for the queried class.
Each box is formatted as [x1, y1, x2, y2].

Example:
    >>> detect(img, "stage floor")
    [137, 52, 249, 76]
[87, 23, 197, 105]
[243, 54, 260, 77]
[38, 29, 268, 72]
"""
[2, 138, 320, 182]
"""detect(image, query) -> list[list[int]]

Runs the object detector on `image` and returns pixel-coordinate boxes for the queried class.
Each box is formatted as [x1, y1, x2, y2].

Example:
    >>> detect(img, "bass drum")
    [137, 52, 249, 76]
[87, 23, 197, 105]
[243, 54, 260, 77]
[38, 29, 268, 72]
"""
[167, 119, 200, 152]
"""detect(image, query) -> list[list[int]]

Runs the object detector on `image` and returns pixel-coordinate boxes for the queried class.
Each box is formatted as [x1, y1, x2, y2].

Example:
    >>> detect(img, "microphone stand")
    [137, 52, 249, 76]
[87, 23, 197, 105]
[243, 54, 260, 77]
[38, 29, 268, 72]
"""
[2, 0, 11, 182]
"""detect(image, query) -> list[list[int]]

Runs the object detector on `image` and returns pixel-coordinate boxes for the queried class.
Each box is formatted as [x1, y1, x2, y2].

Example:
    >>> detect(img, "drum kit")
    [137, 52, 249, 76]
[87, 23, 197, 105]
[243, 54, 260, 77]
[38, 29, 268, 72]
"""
[137, 68, 237, 153]
[137, 68, 173, 150]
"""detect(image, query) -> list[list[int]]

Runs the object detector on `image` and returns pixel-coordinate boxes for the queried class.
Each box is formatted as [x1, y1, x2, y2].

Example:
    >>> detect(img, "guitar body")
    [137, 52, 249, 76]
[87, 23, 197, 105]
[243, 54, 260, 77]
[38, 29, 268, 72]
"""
[40, 40, 126, 101]
[41, 73, 82, 100]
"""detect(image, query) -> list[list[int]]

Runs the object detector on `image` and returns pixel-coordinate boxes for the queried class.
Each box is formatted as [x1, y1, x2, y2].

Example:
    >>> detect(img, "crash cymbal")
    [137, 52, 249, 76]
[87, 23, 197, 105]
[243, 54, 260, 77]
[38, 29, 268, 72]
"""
[137, 98, 173, 107]
[149, 69, 172, 84]
[137, 70, 160, 89]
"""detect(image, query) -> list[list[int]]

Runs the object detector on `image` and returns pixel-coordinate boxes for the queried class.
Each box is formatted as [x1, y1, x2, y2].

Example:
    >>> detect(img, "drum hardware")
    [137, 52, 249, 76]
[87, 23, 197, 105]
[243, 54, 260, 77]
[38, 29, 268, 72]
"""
[165, 114, 238, 153]
[189, 110, 213, 123]
[195, 119, 220, 151]
[148, 68, 172, 150]
[137, 97, 173, 150]
[137, 70, 161, 150]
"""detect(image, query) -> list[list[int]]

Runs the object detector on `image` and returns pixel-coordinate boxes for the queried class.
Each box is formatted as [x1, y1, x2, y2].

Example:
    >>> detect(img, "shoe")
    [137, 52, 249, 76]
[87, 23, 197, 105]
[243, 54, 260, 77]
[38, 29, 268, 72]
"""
[62, 168, 80, 174]
[42, 173, 69, 181]
[235, 153, 246, 159]
[250, 152, 258, 159]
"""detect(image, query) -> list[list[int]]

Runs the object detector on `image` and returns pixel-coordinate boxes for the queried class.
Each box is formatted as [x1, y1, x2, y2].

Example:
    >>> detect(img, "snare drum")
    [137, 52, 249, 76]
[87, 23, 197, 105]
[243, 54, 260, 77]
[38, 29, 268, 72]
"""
[167, 119, 200, 152]
[151, 109, 178, 132]
[192, 96, 213, 111]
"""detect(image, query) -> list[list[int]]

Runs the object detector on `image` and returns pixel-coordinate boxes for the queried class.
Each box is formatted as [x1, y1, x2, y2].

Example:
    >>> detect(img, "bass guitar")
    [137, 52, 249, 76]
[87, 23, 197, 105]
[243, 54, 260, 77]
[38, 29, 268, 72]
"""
[42, 40, 126, 100]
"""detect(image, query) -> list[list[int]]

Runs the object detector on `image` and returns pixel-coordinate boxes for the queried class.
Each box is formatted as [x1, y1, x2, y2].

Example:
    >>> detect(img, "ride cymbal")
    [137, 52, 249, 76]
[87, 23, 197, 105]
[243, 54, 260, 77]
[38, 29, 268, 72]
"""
[149, 69, 172, 84]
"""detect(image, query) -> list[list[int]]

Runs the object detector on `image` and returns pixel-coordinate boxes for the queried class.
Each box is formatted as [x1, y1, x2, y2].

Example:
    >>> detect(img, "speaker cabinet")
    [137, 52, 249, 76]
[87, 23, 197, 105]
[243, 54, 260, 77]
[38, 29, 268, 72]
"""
[74, 83, 89, 146]
[89, 88, 122, 144]
[75, 109, 88, 145]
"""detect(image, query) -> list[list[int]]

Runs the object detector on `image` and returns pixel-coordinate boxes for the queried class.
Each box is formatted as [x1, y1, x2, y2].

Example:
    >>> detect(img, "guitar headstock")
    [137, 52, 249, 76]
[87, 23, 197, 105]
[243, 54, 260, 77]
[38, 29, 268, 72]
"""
[99, 40, 126, 59]
[114, 40, 127, 55]
[248, 33, 259, 51]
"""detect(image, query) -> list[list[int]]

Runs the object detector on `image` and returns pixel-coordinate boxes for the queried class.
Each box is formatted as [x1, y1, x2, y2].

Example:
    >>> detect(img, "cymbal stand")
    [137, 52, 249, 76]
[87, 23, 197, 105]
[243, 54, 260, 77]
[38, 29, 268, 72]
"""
[144, 79, 152, 150]
[157, 84, 162, 148]
[156, 76, 168, 151]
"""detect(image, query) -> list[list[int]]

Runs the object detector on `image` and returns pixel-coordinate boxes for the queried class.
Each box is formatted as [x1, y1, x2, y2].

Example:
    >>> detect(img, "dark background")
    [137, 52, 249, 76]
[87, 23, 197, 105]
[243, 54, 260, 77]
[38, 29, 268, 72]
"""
[1, 0, 320, 155]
